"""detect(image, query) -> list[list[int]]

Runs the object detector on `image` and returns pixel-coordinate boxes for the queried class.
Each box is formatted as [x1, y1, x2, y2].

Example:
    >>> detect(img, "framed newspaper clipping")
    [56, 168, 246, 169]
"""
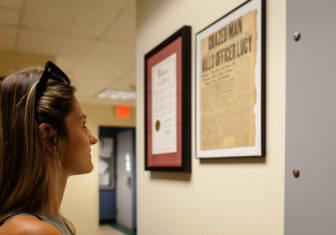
[145, 26, 191, 171]
[195, 0, 266, 158]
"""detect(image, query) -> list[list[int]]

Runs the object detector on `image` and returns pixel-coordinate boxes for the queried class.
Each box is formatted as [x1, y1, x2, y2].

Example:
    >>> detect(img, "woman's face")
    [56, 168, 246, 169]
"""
[61, 98, 97, 176]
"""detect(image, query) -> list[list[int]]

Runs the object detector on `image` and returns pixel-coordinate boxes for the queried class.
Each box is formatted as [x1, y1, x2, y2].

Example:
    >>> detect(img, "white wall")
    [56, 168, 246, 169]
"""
[136, 0, 286, 234]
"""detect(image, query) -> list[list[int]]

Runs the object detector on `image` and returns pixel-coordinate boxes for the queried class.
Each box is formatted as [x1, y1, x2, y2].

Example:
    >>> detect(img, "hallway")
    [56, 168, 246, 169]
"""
[99, 224, 136, 235]
[99, 225, 123, 235]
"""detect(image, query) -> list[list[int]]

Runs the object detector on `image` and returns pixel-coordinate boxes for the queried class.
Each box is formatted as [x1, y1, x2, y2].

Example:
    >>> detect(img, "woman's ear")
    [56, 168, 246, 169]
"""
[38, 123, 54, 138]
[38, 123, 56, 146]
[39, 123, 56, 154]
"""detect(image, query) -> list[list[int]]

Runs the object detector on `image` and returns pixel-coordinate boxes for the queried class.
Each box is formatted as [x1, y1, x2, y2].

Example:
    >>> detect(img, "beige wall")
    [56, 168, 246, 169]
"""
[136, 0, 286, 234]
[61, 103, 135, 235]
[0, 51, 53, 76]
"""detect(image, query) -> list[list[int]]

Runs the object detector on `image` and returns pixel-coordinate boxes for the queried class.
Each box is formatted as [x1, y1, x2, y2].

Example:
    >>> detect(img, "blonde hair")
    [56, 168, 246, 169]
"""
[0, 67, 76, 234]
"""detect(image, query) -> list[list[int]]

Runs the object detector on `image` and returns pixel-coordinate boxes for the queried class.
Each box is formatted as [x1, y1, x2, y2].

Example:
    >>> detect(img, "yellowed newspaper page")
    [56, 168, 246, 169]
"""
[200, 10, 257, 150]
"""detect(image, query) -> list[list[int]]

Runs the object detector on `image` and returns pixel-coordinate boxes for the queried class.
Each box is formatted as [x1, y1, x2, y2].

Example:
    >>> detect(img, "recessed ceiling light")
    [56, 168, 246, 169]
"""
[97, 89, 136, 100]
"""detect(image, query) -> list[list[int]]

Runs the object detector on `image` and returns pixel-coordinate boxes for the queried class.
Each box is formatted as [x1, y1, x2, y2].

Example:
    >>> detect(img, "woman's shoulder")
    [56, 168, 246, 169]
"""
[0, 215, 62, 235]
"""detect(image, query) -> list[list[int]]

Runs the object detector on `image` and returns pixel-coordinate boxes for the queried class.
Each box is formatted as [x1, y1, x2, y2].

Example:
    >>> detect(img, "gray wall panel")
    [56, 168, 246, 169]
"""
[285, 0, 336, 234]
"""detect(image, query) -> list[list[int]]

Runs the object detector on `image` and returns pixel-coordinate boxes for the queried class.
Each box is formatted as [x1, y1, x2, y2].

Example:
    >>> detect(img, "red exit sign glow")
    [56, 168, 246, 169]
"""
[116, 106, 130, 118]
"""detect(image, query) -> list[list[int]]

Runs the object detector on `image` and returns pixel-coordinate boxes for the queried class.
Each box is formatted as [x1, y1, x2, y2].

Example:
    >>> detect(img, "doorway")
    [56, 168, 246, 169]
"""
[98, 126, 136, 232]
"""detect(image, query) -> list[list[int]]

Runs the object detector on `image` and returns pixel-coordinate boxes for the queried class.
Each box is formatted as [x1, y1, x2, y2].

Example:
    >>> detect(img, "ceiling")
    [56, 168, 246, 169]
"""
[0, 0, 136, 106]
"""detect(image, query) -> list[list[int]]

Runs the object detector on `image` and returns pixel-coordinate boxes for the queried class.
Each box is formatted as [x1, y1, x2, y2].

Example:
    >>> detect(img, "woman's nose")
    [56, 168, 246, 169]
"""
[88, 128, 98, 145]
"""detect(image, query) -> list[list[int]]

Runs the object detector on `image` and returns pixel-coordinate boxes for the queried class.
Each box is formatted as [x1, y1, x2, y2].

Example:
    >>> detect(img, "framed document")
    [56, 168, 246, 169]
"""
[195, 0, 266, 158]
[145, 26, 191, 171]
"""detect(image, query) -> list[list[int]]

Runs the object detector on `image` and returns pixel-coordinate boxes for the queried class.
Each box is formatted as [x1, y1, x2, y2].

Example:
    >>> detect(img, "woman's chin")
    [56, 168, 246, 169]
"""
[69, 164, 94, 176]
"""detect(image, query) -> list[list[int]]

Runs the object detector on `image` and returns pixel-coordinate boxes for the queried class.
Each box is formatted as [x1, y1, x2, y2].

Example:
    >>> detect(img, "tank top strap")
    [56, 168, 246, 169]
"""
[0, 212, 43, 226]
[0, 212, 71, 235]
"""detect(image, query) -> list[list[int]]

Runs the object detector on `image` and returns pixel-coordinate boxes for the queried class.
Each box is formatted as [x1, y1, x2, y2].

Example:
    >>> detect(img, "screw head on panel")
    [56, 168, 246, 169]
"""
[293, 168, 300, 178]
[294, 32, 301, 41]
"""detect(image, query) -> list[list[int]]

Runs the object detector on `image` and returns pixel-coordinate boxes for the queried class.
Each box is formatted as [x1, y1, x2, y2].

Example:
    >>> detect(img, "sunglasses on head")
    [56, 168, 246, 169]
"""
[35, 61, 71, 123]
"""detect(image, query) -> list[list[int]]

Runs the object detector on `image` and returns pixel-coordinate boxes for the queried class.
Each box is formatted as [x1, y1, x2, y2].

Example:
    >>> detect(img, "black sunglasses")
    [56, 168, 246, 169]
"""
[35, 61, 71, 123]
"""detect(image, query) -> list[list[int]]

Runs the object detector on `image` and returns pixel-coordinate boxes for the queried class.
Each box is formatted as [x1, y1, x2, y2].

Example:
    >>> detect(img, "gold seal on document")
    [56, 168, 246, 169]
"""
[155, 120, 160, 131]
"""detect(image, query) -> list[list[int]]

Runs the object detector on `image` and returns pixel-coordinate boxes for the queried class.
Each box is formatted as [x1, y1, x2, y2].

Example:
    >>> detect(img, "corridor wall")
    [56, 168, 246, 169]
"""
[136, 0, 286, 234]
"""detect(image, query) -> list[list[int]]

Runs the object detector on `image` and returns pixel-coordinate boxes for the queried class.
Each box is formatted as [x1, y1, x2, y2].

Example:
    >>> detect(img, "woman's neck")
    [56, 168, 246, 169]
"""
[44, 170, 68, 215]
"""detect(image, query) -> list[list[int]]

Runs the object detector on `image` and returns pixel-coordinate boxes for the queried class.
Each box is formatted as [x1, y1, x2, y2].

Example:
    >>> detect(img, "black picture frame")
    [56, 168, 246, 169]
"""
[144, 26, 192, 171]
[195, 0, 266, 158]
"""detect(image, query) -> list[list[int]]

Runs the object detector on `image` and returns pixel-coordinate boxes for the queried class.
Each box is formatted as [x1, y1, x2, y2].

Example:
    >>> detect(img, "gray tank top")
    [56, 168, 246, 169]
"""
[0, 212, 72, 235]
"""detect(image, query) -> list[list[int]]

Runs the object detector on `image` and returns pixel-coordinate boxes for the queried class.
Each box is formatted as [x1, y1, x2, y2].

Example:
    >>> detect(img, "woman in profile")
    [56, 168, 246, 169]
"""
[0, 61, 97, 235]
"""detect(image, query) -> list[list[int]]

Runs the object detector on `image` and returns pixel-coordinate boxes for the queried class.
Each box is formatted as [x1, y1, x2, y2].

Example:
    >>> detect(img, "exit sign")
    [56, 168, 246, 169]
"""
[116, 106, 130, 118]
